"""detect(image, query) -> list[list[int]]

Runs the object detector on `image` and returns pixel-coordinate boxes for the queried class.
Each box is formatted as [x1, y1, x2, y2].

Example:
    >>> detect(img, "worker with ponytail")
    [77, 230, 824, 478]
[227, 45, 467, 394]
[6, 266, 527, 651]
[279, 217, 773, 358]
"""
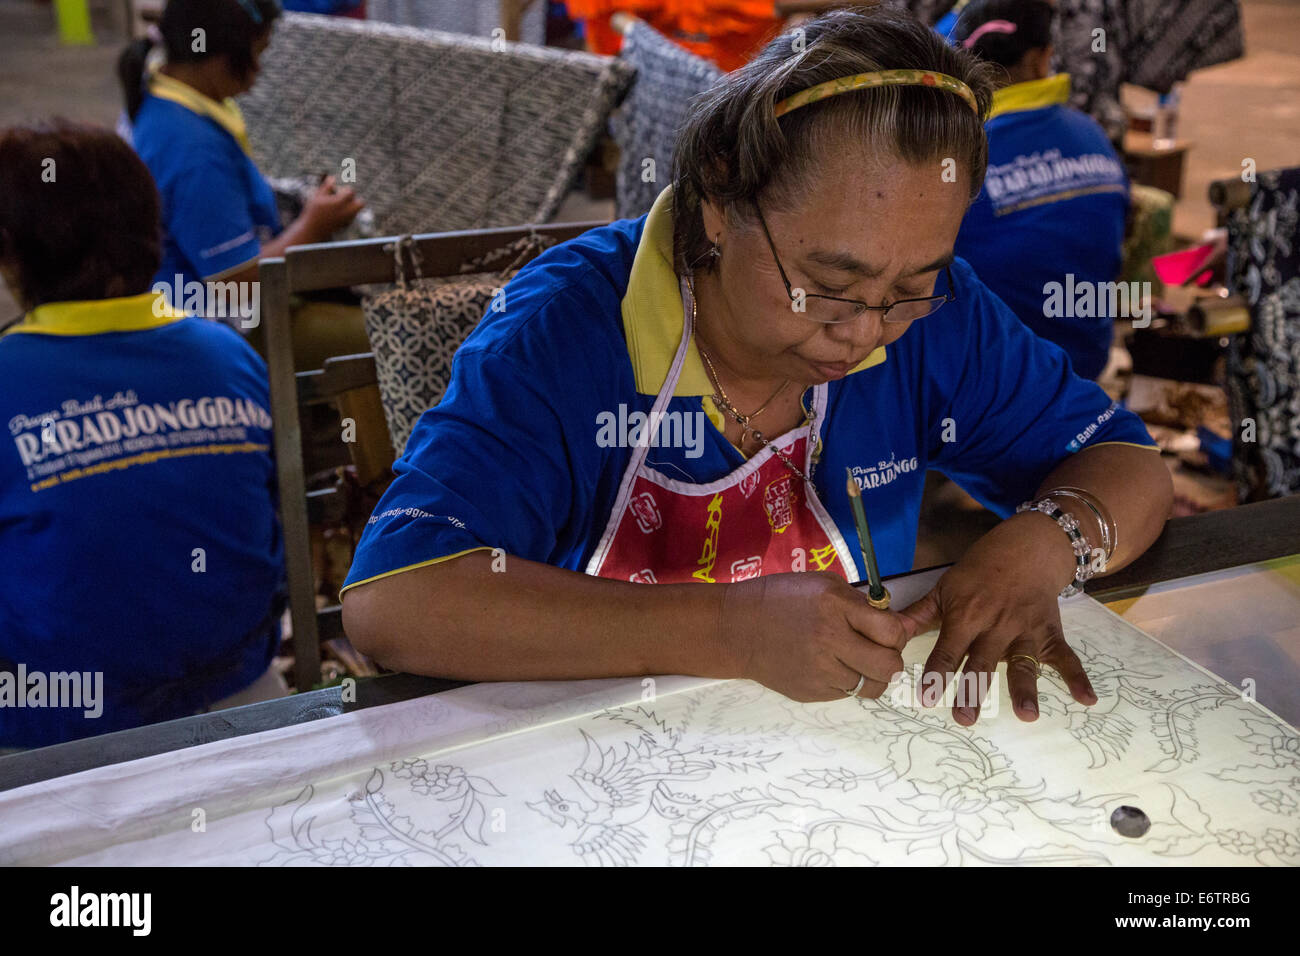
[120, 0, 364, 325]
[951, 0, 1130, 380]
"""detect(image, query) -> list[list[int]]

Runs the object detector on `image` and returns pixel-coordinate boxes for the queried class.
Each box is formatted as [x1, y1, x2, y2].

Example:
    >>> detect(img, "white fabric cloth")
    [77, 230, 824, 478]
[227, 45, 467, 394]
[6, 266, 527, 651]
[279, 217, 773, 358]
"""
[0, 574, 1296, 866]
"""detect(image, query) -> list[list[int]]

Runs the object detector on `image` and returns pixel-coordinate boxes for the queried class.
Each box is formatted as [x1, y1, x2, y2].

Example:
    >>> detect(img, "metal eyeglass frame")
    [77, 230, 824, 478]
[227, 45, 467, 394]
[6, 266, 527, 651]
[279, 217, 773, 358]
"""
[751, 199, 957, 324]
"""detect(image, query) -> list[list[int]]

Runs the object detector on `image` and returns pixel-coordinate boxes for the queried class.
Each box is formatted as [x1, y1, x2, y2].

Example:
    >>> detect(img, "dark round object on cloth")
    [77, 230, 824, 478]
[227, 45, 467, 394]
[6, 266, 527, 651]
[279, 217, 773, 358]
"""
[1110, 805, 1152, 838]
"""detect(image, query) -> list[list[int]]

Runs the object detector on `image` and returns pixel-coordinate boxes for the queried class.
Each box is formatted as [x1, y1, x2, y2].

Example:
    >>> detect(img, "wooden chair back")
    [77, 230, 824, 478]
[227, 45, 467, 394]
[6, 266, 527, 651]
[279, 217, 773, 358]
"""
[261, 220, 606, 690]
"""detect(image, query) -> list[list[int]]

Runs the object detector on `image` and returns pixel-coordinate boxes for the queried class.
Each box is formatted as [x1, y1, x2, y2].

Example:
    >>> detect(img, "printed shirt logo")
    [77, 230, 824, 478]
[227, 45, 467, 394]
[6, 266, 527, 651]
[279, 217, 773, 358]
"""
[850, 454, 919, 492]
[630, 491, 662, 533]
[984, 148, 1126, 216]
[692, 492, 725, 583]
[9, 390, 272, 493]
[593, 433, 847, 584]
[1067, 400, 1119, 452]
[729, 555, 763, 582]
[808, 543, 839, 572]
[763, 475, 796, 533]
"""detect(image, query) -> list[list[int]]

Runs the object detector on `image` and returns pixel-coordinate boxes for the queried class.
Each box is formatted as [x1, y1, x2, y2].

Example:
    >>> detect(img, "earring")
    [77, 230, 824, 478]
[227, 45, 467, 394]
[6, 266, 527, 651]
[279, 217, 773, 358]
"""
[708, 237, 722, 261]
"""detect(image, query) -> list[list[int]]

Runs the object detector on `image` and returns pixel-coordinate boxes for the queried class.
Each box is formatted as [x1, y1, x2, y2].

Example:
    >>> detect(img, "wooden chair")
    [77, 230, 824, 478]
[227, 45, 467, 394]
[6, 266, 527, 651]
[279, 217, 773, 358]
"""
[261, 220, 605, 691]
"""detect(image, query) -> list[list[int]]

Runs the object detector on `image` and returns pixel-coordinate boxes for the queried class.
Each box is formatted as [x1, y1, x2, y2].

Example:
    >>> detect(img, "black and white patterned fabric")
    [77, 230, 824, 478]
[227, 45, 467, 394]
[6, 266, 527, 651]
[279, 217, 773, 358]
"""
[1052, 0, 1128, 143]
[1225, 167, 1300, 501]
[363, 275, 500, 454]
[1122, 0, 1245, 95]
[610, 18, 722, 221]
[239, 14, 633, 235]
[923, 1, 1243, 145]
[361, 235, 556, 454]
[367, 0, 546, 45]
[1052, 0, 1244, 144]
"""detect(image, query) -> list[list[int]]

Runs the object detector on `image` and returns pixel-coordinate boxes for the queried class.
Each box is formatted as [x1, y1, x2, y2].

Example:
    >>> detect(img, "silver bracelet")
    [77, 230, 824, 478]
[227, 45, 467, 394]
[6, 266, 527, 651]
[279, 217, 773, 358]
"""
[1044, 486, 1116, 566]
[1016, 497, 1096, 597]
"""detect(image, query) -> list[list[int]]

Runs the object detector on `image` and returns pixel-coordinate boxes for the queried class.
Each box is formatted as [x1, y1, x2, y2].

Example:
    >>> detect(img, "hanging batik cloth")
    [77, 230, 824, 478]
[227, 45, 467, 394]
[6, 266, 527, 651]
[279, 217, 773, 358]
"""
[1225, 166, 1300, 500]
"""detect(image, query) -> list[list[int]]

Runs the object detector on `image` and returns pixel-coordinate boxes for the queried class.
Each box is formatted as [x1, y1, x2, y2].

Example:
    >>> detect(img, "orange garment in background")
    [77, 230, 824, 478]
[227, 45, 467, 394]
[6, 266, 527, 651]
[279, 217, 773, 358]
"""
[669, 0, 782, 72]
[565, 0, 661, 55]
[565, 0, 781, 72]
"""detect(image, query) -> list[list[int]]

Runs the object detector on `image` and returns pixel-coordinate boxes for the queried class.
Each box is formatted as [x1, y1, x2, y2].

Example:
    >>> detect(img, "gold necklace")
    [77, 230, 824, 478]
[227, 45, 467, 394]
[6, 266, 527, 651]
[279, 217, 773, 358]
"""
[687, 275, 816, 483]
[696, 344, 789, 439]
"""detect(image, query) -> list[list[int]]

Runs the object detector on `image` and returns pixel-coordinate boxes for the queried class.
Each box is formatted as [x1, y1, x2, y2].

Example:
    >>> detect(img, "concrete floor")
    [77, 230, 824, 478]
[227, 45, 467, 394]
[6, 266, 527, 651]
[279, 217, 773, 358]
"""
[0, 0, 127, 129]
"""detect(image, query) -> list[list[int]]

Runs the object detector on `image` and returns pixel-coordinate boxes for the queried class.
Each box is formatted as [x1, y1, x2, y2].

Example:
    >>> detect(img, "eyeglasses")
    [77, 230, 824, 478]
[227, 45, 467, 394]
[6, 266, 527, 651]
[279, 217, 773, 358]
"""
[752, 199, 957, 325]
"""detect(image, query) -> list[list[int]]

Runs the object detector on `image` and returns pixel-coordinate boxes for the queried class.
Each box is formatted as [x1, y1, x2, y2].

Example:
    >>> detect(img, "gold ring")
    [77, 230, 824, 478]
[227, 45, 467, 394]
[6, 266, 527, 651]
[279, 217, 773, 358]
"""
[1007, 654, 1041, 673]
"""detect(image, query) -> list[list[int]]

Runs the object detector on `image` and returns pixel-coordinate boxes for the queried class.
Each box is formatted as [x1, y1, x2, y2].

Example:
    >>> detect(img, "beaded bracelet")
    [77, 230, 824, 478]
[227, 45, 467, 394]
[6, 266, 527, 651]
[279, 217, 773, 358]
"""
[1016, 497, 1096, 597]
[1045, 486, 1116, 566]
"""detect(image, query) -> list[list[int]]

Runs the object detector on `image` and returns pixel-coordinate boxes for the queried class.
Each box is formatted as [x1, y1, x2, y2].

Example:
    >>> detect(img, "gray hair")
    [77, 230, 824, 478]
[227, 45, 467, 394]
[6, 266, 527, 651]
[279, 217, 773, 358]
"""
[670, 3, 997, 276]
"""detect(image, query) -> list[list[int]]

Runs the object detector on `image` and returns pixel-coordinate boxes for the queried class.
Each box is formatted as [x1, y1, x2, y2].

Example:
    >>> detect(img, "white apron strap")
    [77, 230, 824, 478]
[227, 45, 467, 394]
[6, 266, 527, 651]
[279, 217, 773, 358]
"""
[800, 382, 862, 584]
[584, 277, 697, 575]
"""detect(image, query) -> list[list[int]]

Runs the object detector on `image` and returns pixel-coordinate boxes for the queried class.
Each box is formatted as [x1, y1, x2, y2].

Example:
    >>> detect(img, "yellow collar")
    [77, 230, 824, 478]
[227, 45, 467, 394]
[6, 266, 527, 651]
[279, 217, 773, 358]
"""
[4, 293, 185, 338]
[148, 69, 253, 156]
[622, 185, 887, 399]
[988, 73, 1072, 121]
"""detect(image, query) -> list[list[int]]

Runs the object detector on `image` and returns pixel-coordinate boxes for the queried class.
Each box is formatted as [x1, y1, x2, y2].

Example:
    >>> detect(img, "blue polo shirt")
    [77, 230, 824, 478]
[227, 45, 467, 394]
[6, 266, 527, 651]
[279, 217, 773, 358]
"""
[0, 295, 284, 747]
[283, 0, 362, 11]
[954, 75, 1130, 380]
[342, 185, 1155, 594]
[131, 74, 281, 292]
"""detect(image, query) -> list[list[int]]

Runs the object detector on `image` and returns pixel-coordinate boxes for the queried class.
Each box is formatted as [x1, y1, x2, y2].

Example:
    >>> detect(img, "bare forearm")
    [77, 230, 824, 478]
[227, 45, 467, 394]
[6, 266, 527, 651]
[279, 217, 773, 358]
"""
[1035, 444, 1173, 573]
[341, 551, 736, 681]
[260, 214, 328, 260]
[213, 219, 329, 287]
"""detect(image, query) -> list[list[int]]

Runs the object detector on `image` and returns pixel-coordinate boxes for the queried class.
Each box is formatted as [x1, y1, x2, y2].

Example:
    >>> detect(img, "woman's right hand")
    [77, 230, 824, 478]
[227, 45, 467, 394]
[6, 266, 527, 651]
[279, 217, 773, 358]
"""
[299, 175, 364, 238]
[719, 572, 910, 702]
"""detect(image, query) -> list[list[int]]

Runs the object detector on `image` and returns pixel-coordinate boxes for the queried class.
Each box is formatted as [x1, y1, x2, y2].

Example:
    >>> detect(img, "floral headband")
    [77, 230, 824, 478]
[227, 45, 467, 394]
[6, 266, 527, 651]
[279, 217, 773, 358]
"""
[773, 69, 981, 119]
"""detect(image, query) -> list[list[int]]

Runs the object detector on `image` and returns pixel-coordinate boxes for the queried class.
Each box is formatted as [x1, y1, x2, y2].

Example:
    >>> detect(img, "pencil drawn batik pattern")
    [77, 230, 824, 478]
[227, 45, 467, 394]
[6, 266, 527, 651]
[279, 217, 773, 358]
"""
[256, 600, 1299, 866]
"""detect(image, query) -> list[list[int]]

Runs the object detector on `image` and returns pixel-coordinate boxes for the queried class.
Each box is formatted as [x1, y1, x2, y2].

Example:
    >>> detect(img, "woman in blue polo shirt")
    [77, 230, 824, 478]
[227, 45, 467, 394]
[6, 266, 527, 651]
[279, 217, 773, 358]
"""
[118, 0, 365, 339]
[950, 0, 1130, 379]
[0, 122, 285, 748]
[341, 9, 1172, 725]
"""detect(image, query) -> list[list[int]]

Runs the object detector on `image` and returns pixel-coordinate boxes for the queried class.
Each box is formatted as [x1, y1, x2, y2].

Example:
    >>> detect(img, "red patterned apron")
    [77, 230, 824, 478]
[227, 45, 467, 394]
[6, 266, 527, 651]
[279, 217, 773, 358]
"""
[585, 280, 860, 585]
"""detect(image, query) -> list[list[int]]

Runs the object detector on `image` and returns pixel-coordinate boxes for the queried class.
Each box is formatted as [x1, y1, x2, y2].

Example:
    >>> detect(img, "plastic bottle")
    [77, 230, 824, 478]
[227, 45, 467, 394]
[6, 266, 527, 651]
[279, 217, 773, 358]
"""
[1153, 83, 1183, 150]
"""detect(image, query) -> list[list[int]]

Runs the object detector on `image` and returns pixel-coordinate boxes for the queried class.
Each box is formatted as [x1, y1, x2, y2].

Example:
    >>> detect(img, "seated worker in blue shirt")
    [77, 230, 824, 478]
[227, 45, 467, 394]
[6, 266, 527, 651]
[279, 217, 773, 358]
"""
[119, 0, 369, 361]
[340, 9, 1172, 727]
[0, 121, 286, 749]
[950, 0, 1130, 380]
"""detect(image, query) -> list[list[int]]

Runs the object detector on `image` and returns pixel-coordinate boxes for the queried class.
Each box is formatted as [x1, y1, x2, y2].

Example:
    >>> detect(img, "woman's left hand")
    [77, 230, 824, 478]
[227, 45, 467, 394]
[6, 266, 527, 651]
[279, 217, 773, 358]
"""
[898, 511, 1098, 726]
